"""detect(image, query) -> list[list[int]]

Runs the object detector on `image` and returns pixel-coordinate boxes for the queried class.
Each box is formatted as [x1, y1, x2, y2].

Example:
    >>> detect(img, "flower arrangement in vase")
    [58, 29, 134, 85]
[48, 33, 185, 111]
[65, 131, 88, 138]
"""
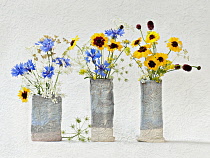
[128, 21, 201, 142]
[129, 21, 201, 83]
[11, 35, 73, 141]
[70, 25, 130, 142]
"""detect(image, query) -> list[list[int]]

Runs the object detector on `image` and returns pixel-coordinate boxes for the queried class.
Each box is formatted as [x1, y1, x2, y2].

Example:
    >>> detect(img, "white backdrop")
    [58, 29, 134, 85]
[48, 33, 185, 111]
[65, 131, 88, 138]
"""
[0, 0, 210, 157]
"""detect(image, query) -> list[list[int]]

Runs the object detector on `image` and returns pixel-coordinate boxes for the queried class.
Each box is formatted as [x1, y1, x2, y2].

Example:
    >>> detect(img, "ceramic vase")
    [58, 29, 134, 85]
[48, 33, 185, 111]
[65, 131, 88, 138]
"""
[137, 80, 165, 143]
[90, 79, 115, 142]
[31, 95, 62, 141]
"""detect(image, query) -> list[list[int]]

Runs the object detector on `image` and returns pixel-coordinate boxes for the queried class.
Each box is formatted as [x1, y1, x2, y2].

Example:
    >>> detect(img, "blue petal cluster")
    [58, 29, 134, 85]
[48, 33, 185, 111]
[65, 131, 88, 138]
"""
[53, 57, 71, 67]
[11, 60, 36, 77]
[85, 49, 102, 63]
[35, 38, 54, 52]
[42, 66, 55, 79]
[11, 63, 27, 77]
[105, 28, 125, 39]
[94, 60, 111, 77]
[24, 60, 36, 72]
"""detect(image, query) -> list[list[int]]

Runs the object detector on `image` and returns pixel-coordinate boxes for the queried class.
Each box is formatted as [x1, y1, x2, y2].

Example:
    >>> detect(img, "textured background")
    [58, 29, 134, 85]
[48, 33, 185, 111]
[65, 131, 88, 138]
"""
[0, 0, 210, 157]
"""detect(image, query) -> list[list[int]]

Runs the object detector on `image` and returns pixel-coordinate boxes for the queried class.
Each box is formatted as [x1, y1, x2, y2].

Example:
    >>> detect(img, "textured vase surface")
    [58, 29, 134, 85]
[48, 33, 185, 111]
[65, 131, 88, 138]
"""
[31, 95, 62, 141]
[137, 80, 165, 143]
[90, 79, 115, 142]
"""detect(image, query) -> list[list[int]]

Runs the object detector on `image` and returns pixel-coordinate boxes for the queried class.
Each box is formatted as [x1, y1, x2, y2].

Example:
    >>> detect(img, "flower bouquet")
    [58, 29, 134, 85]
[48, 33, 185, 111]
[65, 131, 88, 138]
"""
[11, 35, 72, 102]
[11, 35, 72, 141]
[73, 25, 130, 81]
[129, 21, 201, 143]
[130, 21, 200, 83]
[72, 25, 129, 141]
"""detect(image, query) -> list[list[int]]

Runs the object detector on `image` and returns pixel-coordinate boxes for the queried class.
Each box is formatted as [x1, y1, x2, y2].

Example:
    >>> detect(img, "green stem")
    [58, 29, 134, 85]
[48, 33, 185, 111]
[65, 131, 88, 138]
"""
[140, 29, 146, 43]
[106, 52, 114, 78]
[23, 75, 34, 86]
[53, 71, 60, 93]
[113, 47, 126, 64]
[133, 58, 144, 74]
[47, 51, 51, 68]
[76, 45, 93, 78]
[31, 71, 44, 93]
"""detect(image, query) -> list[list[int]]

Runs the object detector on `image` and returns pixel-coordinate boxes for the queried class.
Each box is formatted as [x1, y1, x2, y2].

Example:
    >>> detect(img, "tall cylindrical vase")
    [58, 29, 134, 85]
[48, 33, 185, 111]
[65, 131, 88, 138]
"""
[31, 95, 62, 141]
[137, 80, 165, 143]
[90, 79, 115, 142]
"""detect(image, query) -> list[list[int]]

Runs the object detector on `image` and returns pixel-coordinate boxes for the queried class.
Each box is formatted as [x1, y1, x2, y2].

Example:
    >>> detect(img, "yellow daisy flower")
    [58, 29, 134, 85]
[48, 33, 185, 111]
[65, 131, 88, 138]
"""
[131, 38, 142, 47]
[154, 53, 168, 66]
[145, 31, 160, 43]
[106, 39, 123, 52]
[68, 35, 79, 50]
[91, 33, 108, 50]
[144, 56, 160, 70]
[133, 44, 152, 59]
[18, 87, 31, 102]
[167, 37, 182, 52]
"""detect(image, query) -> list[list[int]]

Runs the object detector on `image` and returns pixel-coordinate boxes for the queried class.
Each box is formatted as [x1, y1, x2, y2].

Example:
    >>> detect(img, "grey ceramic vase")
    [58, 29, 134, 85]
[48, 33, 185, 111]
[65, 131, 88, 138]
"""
[137, 80, 165, 143]
[31, 95, 62, 141]
[90, 79, 115, 142]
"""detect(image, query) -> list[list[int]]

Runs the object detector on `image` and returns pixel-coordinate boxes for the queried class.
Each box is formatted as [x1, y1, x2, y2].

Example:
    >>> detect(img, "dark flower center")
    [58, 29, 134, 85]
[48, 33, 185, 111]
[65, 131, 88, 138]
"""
[22, 91, 28, 99]
[171, 41, 178, 47]
[139, 46, 147, 52]
[157, 57, 164, 62]
[70, 40, 75, 46]
[134, 40, 140, 45]
[98, 65, 105, 70]
[94, 37, 105, 47]
[149, 35, 155, 40]
[148, 60, 156, 68]
[110, 43, 118, 49]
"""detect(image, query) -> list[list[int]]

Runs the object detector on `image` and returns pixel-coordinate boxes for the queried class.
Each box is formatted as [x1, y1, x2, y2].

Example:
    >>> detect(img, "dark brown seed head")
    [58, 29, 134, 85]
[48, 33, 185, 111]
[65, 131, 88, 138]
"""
[175, 64, 181, 69]
[147, 21, 154, 30]
[136, 24, 141, 30]
[182, 64, 192, 72]
[197, 66, 201, 70]
[119, 25, 124, 29]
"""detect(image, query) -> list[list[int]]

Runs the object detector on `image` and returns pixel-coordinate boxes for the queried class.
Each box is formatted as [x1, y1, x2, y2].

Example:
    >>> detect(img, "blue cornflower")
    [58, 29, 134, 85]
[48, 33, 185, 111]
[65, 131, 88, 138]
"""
[85, 49, 102, 63]
[42, 66, 55, 79]
[35, 38, 54, 52]
[52, 57, 71, 67]
[24, 60, 36, 72]
[11, 63, 27, 77]
[105, 28, 125, 39]
[94, 60, 111, 77]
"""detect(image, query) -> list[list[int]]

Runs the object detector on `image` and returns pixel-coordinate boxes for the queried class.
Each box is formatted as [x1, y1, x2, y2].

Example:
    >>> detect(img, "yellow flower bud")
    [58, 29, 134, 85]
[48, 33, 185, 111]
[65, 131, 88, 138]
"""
[124, 47, 131, 56]
[93, 75, 97, 80]
[122, 39, 130, 44]
[79, 69, 87, 75]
